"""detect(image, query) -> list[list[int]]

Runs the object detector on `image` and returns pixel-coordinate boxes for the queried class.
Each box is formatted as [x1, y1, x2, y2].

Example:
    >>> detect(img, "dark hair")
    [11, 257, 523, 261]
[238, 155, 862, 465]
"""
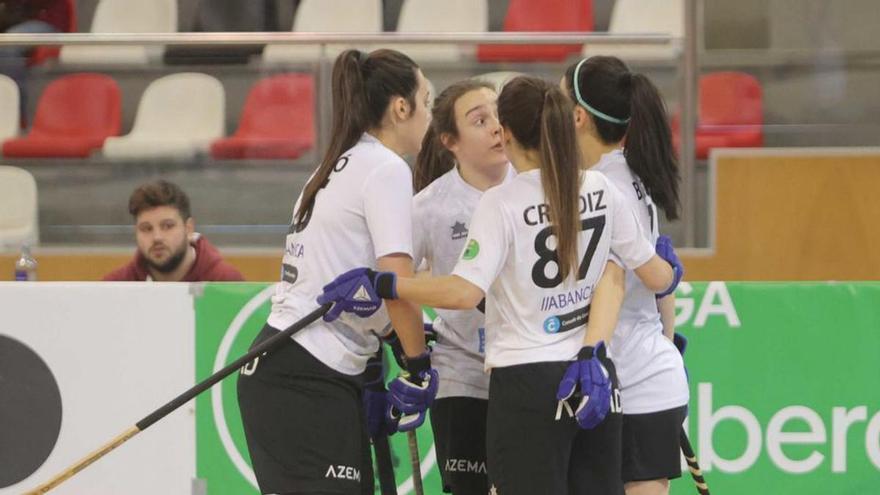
[129, 180, 191, 219]
[294, 49, 420, 226]
[498, 76, 582, 282]
[564, 56, 681, 220]
[414, 80, 495, 192]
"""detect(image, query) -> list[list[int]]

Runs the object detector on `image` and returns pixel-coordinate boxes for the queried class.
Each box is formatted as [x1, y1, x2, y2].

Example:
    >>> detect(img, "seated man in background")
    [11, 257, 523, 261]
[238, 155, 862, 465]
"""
[104, 180, 245, 282]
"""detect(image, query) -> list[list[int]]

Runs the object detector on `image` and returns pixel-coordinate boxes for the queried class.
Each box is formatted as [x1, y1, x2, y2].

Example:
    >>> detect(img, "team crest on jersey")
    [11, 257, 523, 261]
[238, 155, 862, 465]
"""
[451, 221, 468, 240]
[462, 239, 480, 260]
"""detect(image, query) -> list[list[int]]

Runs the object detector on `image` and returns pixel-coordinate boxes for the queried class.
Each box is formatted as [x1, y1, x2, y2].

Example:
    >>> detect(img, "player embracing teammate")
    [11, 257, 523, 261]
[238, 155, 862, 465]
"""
[562, 56, 689, 495]
[322, 73, 685, 495]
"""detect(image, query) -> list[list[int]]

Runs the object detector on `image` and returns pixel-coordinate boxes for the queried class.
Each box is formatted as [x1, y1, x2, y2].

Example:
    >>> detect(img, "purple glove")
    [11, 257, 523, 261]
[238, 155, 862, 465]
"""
[424, 322, 438, 344]
[555, 342, 612, 429]
[387, 352, 438, 432]
[316, 268, 397, 322]
[364, 389, 398, 440]
[655, 235, 684, 298]
[362, 351, 398, 440]
[383, 323, 436, 370]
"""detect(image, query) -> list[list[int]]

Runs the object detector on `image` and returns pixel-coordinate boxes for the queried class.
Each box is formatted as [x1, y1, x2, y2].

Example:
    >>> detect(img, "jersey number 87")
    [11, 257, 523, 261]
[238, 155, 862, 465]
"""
[531, 216, 606, 289]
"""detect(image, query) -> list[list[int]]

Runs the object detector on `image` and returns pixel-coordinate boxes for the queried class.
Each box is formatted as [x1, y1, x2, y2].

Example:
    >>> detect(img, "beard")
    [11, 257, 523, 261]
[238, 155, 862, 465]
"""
[144, 241, 189, 274]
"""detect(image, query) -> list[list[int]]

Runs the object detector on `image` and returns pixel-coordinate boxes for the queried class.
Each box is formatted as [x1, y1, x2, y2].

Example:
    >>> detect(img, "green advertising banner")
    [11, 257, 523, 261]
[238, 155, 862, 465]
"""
[668, 282, 880, 494]
[195, 282, 880, 494]
[194, 283, 440, 495]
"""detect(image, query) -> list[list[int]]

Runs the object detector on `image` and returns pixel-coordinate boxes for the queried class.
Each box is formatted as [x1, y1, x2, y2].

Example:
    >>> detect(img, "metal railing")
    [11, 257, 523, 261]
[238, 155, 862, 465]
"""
[0, 31, 674, 46]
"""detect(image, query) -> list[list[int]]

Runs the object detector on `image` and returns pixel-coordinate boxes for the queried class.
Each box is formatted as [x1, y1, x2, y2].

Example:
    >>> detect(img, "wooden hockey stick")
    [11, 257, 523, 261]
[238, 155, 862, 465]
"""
[407, 430, 424, 495]
[680, 429, 710, 495]
[24, 303, 332, 494]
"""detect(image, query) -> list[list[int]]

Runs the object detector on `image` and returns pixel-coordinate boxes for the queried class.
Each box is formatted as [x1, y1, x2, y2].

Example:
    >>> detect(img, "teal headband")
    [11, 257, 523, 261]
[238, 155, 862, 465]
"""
[572, 58, 630, 126]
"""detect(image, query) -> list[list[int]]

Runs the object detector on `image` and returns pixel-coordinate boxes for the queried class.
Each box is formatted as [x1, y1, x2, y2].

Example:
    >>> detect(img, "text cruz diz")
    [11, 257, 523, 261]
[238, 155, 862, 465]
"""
[522, 191, 607, 226]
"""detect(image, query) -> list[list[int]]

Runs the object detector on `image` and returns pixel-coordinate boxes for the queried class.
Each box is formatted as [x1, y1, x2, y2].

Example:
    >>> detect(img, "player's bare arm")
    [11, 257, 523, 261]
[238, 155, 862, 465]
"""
[378, 253, 428, 358]
[583, 261, 626, 346]
[658, 294, 676, 340]
[633, 255, 674, 293]
[395, 274, 484, 310]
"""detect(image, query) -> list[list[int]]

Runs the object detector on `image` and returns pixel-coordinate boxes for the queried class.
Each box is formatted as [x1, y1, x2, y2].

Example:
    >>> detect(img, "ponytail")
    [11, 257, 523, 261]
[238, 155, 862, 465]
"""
[538, 89, 582, 282]
[295, 50, 365, 228]
[565, 56, 680, 220]
[499, 76, 582, 282]
[295, 49, 419, 226]
[625, 74, 681, 220]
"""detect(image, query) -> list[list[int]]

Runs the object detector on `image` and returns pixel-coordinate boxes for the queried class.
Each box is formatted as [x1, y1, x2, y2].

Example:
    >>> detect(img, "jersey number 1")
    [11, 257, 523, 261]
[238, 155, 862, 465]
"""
[531, 216, 606, 289]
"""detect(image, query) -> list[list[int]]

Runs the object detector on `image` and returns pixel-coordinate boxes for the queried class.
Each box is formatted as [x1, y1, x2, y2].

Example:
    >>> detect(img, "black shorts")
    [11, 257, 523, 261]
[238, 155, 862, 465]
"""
[431, 397, 489, 495]
[486, 359, 623, 495]
[236, 324, 373, 495]
[622, 405, 688, 483]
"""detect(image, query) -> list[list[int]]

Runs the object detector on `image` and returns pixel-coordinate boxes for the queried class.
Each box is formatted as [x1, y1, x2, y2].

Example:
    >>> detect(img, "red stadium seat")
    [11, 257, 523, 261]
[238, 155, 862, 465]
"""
[3, 73, 121, 158]
[477, 0, 593, 62]
[673, 71, 763, 159]
[211, 74, 315, 160]
[29, 0, 77, 66]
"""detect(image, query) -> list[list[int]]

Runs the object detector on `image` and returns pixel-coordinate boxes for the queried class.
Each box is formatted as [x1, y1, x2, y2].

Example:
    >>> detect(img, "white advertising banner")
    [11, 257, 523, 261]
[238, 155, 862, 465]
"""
[0, 283, 196, 495]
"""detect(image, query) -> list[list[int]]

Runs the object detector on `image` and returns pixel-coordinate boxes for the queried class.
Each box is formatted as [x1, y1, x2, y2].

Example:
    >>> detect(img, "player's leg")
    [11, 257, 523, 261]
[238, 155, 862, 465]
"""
[430, 399, 453, 493]
[486, 362, 577, 495]
[237, 324, 371, 495]
[624, 479, 669, 495]
[431, 397, 489, 495]
[567, 355, 625, 495]
[621, 405, 688, 495]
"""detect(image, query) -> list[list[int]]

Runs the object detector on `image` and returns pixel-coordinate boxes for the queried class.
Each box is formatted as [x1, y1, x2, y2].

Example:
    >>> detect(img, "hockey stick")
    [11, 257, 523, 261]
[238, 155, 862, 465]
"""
[680, 429, 710, 495]
[24, 303, 332, 495]
[373, 344, 398, 494]
[374, 434, 398, 495]
[407, 430, 425, 495]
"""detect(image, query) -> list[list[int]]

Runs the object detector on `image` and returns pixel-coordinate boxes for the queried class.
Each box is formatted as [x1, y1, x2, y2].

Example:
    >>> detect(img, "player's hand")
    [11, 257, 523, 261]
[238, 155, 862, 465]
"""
[673, 332, 687, 356]
[387, 351, 438, 432]
[362, 351, 398, 440]
[556, 342, 612, 429]
[655, 235, 684, 298]
[383, 323, 437, 370]
[316, 267, 397, 322]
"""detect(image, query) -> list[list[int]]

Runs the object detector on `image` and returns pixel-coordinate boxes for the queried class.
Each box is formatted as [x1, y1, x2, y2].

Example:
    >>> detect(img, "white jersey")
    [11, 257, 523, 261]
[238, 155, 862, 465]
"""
[268, 133, 412, 375]
[452, 168, 655, 370]
[594, 149, 689, 413]
[413, 165, 516, 400]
